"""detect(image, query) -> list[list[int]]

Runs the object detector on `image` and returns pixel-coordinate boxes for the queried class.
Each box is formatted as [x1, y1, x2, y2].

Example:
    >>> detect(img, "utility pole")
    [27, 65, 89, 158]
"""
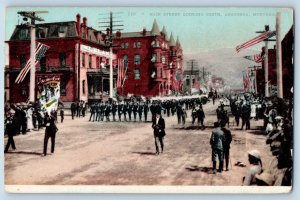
[187, 59, 197, 95]
[99, 12, 123, 99]
[256, 25, 275, 97]
[276, 12, 283, 98]
[17, 11, 47, 102]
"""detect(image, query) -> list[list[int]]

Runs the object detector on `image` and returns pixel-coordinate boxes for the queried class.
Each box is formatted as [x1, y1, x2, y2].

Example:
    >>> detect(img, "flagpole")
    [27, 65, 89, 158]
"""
[264, 25, 269, 97]
[29, 18, 36, 102]
[276, 12, 283, 98]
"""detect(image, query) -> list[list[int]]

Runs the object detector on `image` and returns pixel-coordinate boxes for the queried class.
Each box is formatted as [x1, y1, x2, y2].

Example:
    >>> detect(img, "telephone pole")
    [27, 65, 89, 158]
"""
[187, 59, 197, 95]
[99, 12, 123, 98]
[256, 25, 276, 97]
[17, 11, 47, 102]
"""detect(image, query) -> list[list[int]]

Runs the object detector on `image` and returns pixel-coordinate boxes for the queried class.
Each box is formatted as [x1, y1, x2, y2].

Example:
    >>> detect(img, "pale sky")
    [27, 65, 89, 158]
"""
[5, 7, 294, 89]
[5, 7, 294, 53]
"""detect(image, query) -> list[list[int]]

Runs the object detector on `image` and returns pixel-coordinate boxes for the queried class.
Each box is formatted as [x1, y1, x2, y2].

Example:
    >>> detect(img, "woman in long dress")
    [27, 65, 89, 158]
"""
[26, 106, 34, 131]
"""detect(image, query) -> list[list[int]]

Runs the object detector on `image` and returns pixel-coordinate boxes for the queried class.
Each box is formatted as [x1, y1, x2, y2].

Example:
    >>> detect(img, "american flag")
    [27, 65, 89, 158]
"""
[236, 31, 276, 53]
[15, 42, 50, 84]
[244, 51, 265, 63]
[117, 58, 127, 88]
[193, 79, 200, 89]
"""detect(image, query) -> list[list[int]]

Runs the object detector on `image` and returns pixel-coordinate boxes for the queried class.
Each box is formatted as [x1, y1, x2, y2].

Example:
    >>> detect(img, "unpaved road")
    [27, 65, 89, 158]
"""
[4, 100, 273, 185]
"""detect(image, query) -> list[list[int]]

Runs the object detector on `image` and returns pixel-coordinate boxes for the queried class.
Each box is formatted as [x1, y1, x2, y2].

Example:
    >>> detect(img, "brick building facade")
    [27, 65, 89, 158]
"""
[114, 20, 183, 97]
[256, 26, 294, 99]
[6, 14, 118, 103]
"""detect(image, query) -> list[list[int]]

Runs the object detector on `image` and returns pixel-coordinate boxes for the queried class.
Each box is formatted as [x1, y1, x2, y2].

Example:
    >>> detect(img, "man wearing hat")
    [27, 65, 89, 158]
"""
[43, 112, 58, 156]
[152, 111, 166, 155]
[4, 110, 17, 153]
[243, 149, 262, 185]
[210, 121, 225, 174]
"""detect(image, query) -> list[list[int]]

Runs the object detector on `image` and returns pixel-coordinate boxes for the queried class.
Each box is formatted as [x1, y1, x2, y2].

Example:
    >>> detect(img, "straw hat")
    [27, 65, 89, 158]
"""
[247, 149, 261, 160]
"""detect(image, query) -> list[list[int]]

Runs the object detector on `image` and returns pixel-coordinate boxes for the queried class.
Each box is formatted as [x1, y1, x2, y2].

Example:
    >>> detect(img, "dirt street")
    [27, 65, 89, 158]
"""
[4, 100, 273, 185]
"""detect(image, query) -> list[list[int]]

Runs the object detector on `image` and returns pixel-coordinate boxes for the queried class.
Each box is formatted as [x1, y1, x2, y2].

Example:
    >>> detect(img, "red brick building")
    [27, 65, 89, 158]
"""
[256, 25, 294, 99]
[114, 19, 183, 97]
[6, 14, 118, 103]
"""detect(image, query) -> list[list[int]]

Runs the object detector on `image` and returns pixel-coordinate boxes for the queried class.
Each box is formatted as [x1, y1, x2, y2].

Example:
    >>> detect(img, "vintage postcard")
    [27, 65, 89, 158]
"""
[4, 7, 293, 193]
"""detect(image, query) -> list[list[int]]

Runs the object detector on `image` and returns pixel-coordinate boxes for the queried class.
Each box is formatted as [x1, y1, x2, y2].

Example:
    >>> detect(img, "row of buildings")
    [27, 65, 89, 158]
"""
[5, 13, 183, 103]
[246, 25, 294, 99]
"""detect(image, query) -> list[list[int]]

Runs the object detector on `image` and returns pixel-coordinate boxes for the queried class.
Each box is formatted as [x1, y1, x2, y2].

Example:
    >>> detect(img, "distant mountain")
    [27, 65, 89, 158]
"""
[183, 48, 261, 89]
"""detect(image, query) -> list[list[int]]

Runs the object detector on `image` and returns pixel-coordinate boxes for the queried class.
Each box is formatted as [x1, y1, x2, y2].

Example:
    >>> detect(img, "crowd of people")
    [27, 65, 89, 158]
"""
[85, 97, 207, 127]
[4, 101, 63, 155]
[4, 92, 293, 186]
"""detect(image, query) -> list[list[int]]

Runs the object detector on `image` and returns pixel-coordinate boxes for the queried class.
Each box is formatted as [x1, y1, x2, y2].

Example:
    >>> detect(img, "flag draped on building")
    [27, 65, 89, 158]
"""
[36, 75, 60, 114]
[117, 58, 127, 89]
[193, 79, 200, 90]
[244, 51, 265, 63]
[15, 42, 50, 84]
[236, 31, 276, 53]
[172, 71, 181, 91]
[242, 70, 250, 91]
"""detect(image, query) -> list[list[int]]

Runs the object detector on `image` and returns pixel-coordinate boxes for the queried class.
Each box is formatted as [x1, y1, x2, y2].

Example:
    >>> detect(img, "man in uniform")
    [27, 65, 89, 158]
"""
[100, 101, 106, 121]
[143, 102, 149, 122]
[123, 102, 128, 121]
[138, 102, 144, 122]
[117, 101, 123, 121]
[104, 101, 111, 121]
[127, 102, 133, 121]
[176, 102, 182, 124]
[111, 101, 117, 121]
[133, 102, 138, 122]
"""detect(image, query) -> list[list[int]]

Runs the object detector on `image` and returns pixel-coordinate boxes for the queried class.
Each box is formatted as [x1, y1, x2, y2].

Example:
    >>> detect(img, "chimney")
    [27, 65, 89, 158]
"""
[142, 27, 146, 36]
[76, 14, 81, 35]
[82, 17, 87, 39]
[83, 17, 87, 27]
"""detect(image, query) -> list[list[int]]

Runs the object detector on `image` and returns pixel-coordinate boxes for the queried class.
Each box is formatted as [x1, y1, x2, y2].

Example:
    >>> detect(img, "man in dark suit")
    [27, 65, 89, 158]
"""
[4, 111, 17, 153]
[152, 112, 166, 155]
[210, 121, 225, 174]
[70, 102, 76, 120]
[43, 112, 58, 156]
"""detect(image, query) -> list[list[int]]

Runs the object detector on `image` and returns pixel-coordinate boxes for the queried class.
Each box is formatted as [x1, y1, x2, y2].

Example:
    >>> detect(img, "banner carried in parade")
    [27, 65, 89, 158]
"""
[36, 75, 60, 114]
[15, 42, 49, 84]
[236, 31, 276, 53]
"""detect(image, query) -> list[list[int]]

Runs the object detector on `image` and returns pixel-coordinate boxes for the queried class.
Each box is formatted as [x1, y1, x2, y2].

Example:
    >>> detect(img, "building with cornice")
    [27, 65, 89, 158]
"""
[5, 14, 118, 103]
[114, 19, 183, 97]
